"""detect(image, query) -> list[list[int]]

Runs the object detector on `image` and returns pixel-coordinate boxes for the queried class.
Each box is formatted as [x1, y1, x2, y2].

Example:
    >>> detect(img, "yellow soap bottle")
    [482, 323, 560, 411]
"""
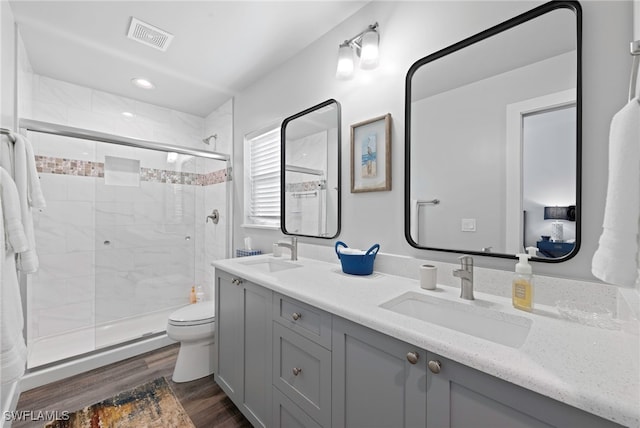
[189, 286, 197, 304]
[512, 250, 534, 312]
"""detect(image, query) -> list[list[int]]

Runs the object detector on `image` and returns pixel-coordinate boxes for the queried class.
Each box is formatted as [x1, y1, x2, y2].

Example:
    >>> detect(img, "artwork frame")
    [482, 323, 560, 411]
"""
[350, 113, 392, 193]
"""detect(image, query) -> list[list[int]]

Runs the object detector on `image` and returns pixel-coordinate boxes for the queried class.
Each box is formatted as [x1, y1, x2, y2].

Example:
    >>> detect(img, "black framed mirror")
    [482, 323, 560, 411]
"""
[281, 99, 341, 238]
[405, 1, 581, 262]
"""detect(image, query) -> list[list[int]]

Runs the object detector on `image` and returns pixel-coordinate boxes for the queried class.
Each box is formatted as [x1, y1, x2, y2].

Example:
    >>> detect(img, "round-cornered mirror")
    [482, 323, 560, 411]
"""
[405, 1, 581, 262]
[281, 99, 341, 239]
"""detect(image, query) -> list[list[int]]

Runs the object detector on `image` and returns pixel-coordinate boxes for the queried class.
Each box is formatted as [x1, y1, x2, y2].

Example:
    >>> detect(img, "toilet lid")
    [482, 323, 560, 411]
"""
[169, 302, 215, 325]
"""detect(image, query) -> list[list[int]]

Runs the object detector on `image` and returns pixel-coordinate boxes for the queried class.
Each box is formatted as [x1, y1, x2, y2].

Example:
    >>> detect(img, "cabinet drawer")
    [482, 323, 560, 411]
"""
[273, 323, 331, 427]
[273, 387, 322, 428]
[274, 293, 332, 349]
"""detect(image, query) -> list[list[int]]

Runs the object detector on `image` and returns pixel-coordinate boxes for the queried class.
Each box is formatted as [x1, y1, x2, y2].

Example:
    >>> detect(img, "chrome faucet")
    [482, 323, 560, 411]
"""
[453, 255, 474, 300]
[277, 237, 298, 261]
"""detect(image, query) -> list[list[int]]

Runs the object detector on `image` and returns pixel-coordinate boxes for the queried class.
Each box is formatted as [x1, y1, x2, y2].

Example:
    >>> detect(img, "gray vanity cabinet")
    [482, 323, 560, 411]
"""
[426, 352, 624, 428]
[214, 270, 273, 428]
[331, 317, 427, 428]
[215, 268, 622, 428]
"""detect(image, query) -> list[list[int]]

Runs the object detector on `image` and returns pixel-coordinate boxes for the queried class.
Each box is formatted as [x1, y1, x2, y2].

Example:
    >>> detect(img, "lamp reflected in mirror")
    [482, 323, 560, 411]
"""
[536, 205, 576, 257]
[544, 205, 576, 242]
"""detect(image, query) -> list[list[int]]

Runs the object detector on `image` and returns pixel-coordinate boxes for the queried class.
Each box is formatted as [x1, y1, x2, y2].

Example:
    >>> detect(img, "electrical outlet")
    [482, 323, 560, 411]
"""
[461, 218, 476, 232]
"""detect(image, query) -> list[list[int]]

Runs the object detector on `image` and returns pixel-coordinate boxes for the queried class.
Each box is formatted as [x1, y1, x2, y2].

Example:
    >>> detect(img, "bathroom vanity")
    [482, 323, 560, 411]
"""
[212, 255, 637, 428]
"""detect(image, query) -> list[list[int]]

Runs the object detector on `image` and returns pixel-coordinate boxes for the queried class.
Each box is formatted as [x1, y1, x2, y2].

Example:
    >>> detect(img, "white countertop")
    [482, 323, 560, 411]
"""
[212, 255, 640, 428]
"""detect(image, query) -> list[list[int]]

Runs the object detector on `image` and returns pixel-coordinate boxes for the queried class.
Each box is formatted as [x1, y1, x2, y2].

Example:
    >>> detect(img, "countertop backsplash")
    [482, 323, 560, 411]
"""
[296, 243, 636, 324]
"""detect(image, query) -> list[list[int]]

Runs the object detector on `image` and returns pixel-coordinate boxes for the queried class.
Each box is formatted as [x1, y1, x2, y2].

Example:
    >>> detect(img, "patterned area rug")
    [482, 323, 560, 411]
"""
[44, 377, 195, 428]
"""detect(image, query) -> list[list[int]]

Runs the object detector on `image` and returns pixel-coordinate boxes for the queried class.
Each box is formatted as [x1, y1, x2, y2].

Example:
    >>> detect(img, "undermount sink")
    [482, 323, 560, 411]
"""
[380, 292, 531, 348]
[239, 258, 302, 273]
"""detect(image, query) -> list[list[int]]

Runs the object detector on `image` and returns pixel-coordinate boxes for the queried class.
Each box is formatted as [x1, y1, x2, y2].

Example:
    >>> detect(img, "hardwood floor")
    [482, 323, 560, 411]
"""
[14, 344, 252, 428]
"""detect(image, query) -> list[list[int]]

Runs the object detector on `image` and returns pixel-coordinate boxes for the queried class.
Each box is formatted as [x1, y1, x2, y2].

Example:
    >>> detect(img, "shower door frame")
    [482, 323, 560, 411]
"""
[18, 118, 233, 367]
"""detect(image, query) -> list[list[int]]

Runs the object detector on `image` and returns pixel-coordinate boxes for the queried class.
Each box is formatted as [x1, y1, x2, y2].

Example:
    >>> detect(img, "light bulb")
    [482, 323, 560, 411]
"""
[359, 29, 379, 70]
[336, 43, 354, 79]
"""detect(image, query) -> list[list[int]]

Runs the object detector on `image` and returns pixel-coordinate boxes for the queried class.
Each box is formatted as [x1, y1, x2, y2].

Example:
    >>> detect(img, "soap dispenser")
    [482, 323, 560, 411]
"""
[512, 248, 536, 312]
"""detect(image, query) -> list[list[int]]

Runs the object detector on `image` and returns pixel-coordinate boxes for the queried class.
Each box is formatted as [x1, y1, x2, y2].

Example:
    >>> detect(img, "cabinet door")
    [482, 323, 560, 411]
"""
[243, 281, 273, 427]
[273, 387, 322, 428]
[215, 271, 272, 428]
[332, 317, 427, 428]
[426, 352, 623, 428]
[215, 271, 244, 401]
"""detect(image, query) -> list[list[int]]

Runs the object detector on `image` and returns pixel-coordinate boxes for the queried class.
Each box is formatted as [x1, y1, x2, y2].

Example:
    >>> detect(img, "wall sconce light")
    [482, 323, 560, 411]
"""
[543, 205, 576, 242]
[336, 22, 379, 79]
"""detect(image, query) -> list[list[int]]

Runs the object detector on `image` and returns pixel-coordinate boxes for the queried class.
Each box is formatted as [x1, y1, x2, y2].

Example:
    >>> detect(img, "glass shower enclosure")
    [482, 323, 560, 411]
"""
[20, 119, 230, 369]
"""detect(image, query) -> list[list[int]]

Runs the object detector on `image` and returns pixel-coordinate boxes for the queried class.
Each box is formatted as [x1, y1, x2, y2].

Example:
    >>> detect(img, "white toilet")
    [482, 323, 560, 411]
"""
[166, 301, 216, 383]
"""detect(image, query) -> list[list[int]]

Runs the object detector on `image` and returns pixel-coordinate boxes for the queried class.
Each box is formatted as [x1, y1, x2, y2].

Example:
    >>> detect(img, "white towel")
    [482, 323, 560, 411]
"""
[0, 167, 29, 253]
[592, 98, 640, 287]
[10, 133, 44, 273]
[21, 134, 46, 210]
[0, 134, 15, 176]
[0, 169, 28, 384]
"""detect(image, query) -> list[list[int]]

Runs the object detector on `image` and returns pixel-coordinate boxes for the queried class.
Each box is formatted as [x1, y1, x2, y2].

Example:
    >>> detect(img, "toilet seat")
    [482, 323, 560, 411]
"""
[169, 303, 215, 327]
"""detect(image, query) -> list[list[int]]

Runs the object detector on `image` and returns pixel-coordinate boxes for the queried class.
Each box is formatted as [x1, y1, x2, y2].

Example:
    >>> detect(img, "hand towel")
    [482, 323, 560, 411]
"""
[11, 133, 43, 273]
[20, 134, 46, 210]
[592, 98, 640, 287]
[0, 167, 29, 253]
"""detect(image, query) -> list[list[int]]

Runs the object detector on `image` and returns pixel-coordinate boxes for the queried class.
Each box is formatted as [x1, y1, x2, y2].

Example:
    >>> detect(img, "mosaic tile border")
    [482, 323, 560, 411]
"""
[285, 180, 324, 193]
[35, 155, 227, 186]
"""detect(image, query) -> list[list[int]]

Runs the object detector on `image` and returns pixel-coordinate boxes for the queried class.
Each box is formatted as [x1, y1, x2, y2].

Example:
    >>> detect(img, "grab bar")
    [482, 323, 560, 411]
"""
[629, 40, 640, 102]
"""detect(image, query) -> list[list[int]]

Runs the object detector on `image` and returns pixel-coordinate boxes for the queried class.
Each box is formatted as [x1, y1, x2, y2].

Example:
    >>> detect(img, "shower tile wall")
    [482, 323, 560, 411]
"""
[21, 74, 232, 350]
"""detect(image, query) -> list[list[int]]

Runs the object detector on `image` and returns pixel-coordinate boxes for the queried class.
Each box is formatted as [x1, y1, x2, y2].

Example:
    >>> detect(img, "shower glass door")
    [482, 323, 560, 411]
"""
[93, 142, 198, 349]
[25, 127, 229, 368]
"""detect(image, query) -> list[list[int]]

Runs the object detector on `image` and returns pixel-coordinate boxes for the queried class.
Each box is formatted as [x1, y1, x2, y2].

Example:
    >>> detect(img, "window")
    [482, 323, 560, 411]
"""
[244, 126, 281, 227]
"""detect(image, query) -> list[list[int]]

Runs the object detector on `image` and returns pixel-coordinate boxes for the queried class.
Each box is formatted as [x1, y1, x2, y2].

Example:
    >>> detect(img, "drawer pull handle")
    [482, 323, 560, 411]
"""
[292, 367, 302, 376]
[292, 312, 302, 321]
[428, 360, 442, 374]
[232, 278, 243, 285]
[406, 352, 419, 365]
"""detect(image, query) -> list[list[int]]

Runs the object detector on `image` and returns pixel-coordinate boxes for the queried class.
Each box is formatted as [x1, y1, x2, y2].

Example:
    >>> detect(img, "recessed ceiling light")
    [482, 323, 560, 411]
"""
[131, 78, 155, 89]
[122, 111, 135, 118]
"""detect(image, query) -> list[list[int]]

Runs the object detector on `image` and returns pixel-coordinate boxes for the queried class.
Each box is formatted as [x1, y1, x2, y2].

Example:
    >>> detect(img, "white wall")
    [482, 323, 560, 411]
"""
[1, 1, 16, 129]
[234, 1, 633, 282]
[635, 0, 639, 40]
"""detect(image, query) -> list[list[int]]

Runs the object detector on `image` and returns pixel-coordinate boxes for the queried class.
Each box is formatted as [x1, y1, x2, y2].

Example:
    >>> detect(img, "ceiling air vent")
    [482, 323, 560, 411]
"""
[127, 17, 174, 52]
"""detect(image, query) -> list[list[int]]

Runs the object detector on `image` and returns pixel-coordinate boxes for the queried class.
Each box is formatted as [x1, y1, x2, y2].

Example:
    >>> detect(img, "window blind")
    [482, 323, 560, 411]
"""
[248, 128, 280, 226]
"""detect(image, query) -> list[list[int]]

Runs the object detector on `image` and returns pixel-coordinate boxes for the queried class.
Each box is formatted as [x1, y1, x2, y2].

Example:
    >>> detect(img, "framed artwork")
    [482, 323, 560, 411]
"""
[350, 113, 391, 193]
